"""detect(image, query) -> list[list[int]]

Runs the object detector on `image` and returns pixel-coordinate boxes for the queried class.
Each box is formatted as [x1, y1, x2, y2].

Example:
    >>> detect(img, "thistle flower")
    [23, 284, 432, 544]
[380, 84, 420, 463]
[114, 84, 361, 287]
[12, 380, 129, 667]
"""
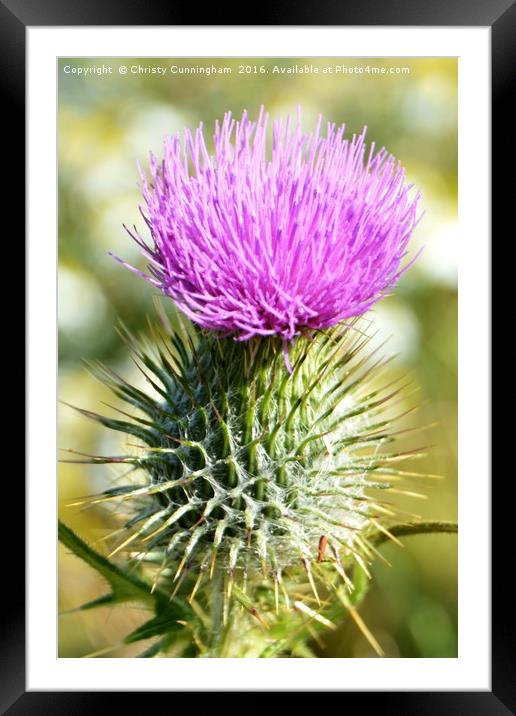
[63, 109, 438, 658]
[118, 108, 420, 342]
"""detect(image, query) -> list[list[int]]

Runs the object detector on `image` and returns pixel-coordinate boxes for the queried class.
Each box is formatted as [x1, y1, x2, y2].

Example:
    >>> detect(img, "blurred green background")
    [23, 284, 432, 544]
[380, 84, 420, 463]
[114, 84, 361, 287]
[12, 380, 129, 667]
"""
[58, 57, 457, 658]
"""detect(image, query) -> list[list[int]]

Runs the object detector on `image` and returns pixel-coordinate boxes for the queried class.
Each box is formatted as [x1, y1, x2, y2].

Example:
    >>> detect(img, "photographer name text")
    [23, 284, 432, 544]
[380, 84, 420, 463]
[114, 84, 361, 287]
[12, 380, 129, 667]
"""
[62, 63, 411, 78]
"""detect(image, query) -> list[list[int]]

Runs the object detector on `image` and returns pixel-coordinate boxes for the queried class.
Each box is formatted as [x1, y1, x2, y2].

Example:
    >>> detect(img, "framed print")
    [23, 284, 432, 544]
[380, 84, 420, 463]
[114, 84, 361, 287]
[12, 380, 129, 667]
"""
[6, 0, 509, 711]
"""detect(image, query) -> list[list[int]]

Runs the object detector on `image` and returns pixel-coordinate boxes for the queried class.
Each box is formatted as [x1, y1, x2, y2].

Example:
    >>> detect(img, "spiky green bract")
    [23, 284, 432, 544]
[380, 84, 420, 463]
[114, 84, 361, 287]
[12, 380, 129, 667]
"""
[69, 318, 417, 606]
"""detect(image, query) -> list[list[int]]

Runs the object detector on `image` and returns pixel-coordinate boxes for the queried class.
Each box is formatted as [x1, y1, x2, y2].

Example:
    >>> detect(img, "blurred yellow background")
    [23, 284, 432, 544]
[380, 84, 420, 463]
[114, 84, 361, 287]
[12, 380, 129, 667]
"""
[58, 57, 457, 658]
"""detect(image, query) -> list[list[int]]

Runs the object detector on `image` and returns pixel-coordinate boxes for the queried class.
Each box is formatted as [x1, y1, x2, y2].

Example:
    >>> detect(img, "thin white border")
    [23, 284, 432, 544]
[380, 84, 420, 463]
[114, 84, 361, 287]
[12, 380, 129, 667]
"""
[27, 27, 490, 691]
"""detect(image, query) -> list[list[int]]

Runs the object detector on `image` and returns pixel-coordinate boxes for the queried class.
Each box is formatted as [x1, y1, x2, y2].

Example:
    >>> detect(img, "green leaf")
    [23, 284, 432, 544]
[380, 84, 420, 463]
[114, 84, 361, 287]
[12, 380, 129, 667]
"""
[58, 520, 195, 621]
[59, 520, 200, 656]
[124, 612, 185, 643]
[79, 593, 117, 610]
[59, 521, 156, 605]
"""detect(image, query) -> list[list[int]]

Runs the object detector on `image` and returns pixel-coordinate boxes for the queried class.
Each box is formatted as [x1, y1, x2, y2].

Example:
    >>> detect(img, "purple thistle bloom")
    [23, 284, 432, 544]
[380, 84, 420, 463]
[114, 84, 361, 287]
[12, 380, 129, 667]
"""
[119, 108, 420, 342]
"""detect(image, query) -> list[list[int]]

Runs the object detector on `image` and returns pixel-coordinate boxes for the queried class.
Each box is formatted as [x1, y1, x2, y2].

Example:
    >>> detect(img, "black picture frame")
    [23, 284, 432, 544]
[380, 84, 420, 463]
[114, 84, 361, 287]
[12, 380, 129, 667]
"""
[6, 0, 507, 711]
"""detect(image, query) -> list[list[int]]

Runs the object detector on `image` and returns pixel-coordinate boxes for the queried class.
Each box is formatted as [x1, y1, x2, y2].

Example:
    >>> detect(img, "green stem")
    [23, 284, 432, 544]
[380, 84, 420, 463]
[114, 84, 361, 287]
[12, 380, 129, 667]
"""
[370, 520, 458, 548]
[343, 520, 458, 615]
